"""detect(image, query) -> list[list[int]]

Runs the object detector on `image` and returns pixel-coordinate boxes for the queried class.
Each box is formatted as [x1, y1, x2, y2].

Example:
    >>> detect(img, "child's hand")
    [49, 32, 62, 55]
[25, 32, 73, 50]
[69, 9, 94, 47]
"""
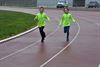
[72, 19, 76, 23]
[59, 23, 62, 27]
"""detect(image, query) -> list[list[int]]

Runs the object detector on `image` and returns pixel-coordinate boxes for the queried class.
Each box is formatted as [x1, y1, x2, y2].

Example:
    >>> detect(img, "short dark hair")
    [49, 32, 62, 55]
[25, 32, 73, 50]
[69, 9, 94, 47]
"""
[40, 7, 44, 9]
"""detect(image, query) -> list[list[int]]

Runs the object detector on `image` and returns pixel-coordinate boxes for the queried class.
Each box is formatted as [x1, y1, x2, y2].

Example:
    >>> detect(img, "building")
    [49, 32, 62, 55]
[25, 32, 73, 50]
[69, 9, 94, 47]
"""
[37, 0, 100, 7]
[0, 0, 100, 7]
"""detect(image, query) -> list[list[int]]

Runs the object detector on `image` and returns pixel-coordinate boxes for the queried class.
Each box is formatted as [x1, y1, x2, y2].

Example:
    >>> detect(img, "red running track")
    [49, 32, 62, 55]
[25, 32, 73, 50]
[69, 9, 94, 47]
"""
[0, 7, 100, 67]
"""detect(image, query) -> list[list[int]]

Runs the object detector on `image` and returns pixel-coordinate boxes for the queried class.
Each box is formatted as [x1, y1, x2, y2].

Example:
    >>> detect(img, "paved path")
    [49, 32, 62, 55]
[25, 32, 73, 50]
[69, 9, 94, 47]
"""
[0, 7, 100, 67]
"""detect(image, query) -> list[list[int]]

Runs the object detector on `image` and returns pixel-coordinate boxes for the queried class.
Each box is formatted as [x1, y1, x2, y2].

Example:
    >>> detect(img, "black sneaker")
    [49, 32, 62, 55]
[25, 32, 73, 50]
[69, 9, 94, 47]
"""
[41, 38, 44, 43]
[41, 40, 44, 43]
[66, 38, 69, 42]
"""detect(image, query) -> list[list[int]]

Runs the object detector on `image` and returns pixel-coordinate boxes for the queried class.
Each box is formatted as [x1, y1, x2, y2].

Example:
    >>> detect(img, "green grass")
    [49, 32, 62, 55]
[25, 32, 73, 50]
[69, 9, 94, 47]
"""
[0, 10, 37, 40]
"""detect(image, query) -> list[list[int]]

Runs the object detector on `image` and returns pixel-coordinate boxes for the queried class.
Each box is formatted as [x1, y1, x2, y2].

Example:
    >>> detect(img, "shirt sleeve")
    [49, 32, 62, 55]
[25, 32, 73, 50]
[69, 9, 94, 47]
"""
[70, 14, 76, 22]
[45, 14, 50, 21]
[34, 14, 38, 20]
[59, 15, 63, 26]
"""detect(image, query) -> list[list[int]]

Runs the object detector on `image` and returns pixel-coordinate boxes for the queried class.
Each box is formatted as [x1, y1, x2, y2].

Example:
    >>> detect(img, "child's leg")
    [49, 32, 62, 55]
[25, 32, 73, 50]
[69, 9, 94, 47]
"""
[64, 26, 70, 41]
[42, 28, 46, 38]
[39, 26, 46, 42]
[67, 31, 69, 41]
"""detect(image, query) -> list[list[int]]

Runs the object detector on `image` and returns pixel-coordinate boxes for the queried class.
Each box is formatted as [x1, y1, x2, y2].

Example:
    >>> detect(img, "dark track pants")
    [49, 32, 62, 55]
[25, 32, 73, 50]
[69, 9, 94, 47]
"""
[39, 26, 46, 40]
[64, 26, 70, 41]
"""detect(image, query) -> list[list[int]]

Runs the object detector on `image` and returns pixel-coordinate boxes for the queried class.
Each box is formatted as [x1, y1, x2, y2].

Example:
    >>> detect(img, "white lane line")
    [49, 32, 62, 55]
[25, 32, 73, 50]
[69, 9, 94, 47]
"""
[40, 22, 80, 67]
[0, 26, 38, 44]
[0, 26, 59, 61]
[98, 64, 100, 67]
[77, 16, 100, 27]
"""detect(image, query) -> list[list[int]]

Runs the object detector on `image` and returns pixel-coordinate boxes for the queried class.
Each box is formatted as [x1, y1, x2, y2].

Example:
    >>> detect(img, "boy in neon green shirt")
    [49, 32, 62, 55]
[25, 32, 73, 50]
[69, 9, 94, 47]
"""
[34, 7, 50, 43]
[59, 8, 76, 41]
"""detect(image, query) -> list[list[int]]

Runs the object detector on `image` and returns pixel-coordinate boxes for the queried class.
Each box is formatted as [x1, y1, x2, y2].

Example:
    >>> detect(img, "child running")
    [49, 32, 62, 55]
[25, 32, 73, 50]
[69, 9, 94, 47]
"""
[34, 7, 50, 43]
[59, 8, 76, 41]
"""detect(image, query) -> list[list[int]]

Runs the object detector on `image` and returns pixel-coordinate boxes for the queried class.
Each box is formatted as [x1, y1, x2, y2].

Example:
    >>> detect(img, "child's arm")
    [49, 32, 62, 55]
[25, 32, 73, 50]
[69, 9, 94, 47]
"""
[34, 15, 38, 20]
[59, 16, 63, 26]
[46, 16, 50, 21]
[45, 14, 50, 21]
[70, 14, 76, 22]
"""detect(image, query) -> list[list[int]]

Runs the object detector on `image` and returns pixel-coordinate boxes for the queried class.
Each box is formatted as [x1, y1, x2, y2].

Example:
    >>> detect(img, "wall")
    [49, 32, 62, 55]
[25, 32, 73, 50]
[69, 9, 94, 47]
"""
[0, 0, 37, 7]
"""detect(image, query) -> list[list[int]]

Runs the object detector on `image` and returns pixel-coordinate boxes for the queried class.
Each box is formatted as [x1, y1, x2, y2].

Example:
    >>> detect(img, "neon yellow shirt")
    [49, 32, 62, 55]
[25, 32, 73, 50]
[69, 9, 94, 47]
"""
[59, 13, 76, 27]
[34, 12, 50, 27]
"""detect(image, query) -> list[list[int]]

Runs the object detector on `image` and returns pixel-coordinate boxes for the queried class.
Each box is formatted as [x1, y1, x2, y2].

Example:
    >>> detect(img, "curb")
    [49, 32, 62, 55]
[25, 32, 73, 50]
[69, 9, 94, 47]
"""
[0, 25, 38, 44]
